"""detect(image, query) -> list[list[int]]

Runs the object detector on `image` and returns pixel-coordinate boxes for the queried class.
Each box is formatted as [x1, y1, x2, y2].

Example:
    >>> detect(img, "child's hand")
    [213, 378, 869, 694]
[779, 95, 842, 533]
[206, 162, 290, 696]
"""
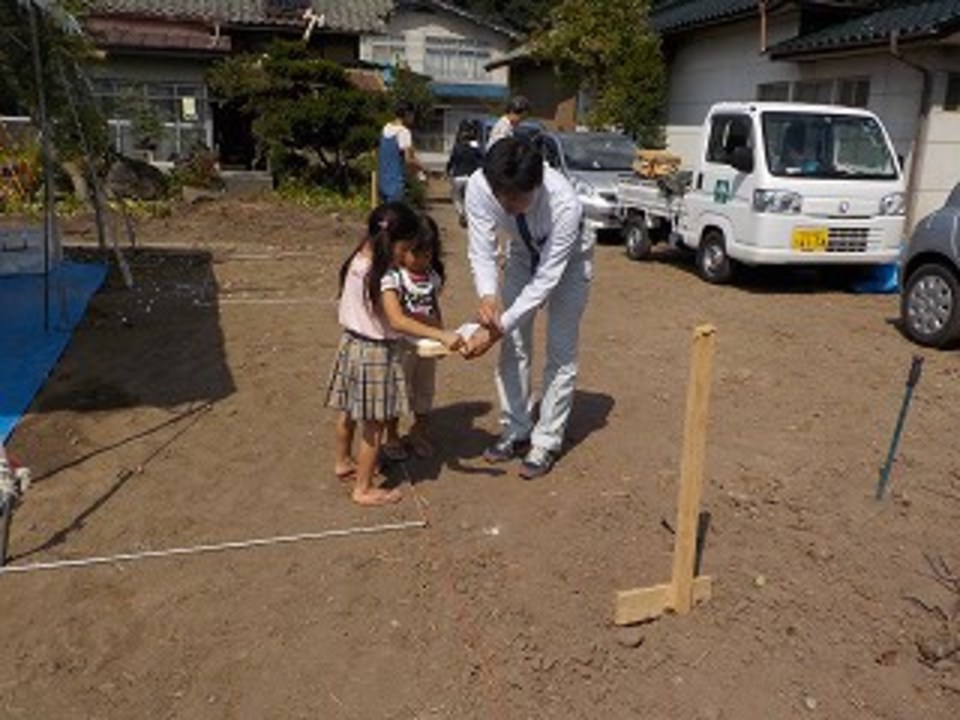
[441, 331, 464, 352]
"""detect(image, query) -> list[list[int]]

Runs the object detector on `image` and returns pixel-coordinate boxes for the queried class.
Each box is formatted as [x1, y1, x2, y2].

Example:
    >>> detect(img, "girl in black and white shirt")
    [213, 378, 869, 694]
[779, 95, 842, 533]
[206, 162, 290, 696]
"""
[380, 215, 447, 458]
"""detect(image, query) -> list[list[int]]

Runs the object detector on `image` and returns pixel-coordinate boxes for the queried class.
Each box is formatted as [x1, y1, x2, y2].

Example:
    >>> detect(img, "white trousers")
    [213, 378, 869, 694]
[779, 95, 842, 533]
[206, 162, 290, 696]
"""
[495, 242, 592, 453]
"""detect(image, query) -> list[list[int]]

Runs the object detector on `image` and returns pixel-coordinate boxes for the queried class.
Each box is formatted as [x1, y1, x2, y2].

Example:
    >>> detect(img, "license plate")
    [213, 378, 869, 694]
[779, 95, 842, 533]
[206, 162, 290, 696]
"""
[791, 227, 828, 252]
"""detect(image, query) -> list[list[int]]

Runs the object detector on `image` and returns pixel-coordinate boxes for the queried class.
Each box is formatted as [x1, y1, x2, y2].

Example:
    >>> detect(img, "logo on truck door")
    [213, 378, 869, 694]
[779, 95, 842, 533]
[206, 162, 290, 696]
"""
[713, 179, 731, 204]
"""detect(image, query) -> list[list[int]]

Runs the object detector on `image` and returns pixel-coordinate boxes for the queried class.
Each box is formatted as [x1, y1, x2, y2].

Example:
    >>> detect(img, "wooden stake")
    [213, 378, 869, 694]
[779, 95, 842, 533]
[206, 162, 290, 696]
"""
[671, 324, 715, 613]
[615, 324, 717, 625]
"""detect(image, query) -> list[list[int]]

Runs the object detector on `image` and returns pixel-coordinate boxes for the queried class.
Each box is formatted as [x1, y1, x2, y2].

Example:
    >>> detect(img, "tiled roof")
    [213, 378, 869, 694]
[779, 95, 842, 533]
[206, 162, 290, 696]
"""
[769, 0, 960, 57]
[409, 0, 522, 40]
[650, 0, 762, 34]
[82, 1, 519, 36]
[315, 0, 393, 33]
[83, 1, 392, 32]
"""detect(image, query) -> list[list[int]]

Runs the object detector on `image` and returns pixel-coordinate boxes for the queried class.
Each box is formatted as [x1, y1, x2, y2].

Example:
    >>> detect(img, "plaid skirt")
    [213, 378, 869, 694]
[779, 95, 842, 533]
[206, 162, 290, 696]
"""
[325, 331, 409, 421]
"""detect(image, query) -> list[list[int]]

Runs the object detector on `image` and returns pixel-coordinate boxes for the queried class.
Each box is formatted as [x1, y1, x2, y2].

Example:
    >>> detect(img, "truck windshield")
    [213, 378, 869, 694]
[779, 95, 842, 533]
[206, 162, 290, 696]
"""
[561, 134, 637, 172]
[762, 112, 899, 180]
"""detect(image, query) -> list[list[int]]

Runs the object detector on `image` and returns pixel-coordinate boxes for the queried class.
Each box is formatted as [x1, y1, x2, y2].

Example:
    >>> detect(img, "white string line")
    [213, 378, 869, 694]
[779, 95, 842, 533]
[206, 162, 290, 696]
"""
[0, 520, 427, 576]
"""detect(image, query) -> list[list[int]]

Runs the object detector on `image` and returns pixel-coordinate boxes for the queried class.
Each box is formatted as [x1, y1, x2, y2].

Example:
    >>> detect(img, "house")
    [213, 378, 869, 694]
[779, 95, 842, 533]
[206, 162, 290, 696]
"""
[79, 0, 393, 168]
[484, 44, 582, 132]
[357, 0, 522, 163]
[69, 1, 519, 169]
[652, 0, 960, 227]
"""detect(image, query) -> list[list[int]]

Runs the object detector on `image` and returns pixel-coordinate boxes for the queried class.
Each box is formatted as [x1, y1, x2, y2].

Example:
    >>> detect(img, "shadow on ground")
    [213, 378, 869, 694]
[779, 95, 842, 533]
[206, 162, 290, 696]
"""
[34, 247, 235, 413]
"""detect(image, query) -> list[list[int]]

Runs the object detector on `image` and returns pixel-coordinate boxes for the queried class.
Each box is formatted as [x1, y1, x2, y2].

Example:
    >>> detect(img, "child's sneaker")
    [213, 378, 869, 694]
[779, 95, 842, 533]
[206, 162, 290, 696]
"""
[381, 441, 408, 462]
[482, 435, 528, 464]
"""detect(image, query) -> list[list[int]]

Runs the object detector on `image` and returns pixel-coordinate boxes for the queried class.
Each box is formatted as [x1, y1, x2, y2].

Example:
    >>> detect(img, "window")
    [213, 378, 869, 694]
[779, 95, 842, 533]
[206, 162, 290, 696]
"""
[91, 79, 210, 162]
[706, 115, 752, 164]
[946, 73, 960, 111]
[762, 111, 898, 179]
[757, 82, 790, 102]
[793, 80, 833, 104]
[424, 36, 492, 81]
[836, 77, 870, 108]
[536, 136, 562, 168]
[369, 34, 406, 67]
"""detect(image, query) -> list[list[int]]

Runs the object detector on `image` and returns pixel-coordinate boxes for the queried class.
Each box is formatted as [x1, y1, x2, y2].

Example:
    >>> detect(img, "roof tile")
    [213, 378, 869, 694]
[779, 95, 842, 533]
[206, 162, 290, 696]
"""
[769, 0, 960, 57]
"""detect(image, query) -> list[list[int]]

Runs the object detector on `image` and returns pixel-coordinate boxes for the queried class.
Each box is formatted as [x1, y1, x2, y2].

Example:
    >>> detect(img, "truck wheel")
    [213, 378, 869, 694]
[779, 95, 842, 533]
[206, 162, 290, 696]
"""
[901, 263, 960, 348]
[624, 218, 652, 261]
[696, 230, 734, 284]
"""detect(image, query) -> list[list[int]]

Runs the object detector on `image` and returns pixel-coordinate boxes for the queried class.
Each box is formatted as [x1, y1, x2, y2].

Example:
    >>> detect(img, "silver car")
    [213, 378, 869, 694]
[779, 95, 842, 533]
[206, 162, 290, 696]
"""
[533, 132, 637, 243]
[900, 182, 960, 347]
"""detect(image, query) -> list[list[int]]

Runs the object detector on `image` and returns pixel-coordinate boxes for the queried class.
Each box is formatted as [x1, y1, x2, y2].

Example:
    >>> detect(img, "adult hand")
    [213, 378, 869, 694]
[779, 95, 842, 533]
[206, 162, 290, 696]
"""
[462, 326, 500, 360]
[441, 331, 464, 352]
[476, 295, 501, 329]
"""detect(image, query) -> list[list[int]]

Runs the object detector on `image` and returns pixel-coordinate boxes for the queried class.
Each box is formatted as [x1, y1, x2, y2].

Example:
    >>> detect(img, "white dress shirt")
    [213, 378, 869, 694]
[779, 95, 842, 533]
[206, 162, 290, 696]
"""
[465, 166, 584, 334]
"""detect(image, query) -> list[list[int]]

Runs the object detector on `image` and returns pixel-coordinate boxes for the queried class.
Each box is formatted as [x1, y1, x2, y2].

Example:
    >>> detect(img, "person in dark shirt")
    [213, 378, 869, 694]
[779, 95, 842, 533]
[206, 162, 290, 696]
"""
[446, 119, 484, 227]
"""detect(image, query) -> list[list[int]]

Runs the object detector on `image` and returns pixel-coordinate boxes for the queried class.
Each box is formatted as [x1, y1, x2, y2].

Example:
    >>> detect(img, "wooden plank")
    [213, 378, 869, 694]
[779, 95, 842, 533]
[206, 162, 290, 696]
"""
[616, 575, 712, 626]
[670, 325, 716, 614]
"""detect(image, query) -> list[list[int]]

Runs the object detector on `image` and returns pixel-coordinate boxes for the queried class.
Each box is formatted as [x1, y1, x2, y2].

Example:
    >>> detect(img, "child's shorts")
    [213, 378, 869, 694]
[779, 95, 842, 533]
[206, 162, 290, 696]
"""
[402, 344, 436, 415]
[325, 331, 409, 421]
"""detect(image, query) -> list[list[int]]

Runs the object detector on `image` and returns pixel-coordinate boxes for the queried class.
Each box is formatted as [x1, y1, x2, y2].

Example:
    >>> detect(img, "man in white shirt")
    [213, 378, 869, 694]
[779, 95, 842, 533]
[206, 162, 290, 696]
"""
[486, 96, 531, 150]
[463, 137, 592, 479]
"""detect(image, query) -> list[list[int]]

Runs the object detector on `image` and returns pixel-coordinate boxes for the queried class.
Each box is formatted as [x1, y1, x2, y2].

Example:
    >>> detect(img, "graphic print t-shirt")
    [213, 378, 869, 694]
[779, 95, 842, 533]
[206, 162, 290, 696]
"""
[381, 267, 442, 324]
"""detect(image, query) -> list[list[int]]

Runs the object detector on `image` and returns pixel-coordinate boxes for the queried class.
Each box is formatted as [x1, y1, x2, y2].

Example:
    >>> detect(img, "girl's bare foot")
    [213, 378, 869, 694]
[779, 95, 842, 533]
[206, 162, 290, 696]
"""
[335, 460, 356, 481]
[351, 486, 403, 506]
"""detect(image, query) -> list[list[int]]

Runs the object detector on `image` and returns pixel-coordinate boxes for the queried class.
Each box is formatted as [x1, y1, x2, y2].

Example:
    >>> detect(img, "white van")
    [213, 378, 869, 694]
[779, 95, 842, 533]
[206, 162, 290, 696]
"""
[617, 102, 906, 283]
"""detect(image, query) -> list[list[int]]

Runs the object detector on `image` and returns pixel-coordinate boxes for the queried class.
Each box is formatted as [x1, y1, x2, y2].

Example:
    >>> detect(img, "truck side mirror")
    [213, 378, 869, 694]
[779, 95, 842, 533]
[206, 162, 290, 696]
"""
[728, 146, 754, 174]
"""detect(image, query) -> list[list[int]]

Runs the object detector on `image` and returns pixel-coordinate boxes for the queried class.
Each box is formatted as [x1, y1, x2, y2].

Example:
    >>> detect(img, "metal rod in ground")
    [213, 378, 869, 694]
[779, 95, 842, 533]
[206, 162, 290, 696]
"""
[0, 520, 427, 576]
[876, 355, 925, 500]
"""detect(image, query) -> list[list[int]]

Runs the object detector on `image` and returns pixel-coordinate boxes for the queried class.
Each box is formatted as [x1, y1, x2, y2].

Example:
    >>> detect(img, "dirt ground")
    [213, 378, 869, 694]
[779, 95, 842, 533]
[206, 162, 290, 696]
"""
[2, 186, 959, 719]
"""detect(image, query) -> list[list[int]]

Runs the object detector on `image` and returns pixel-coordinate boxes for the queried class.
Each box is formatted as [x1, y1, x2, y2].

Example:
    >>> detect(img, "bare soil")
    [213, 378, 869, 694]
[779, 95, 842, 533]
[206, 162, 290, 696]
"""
[2, 189, 959, 719]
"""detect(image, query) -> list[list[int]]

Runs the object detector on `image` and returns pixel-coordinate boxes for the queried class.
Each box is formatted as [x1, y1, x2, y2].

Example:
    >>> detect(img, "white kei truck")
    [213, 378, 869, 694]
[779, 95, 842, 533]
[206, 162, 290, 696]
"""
[617, 102, 907, 283]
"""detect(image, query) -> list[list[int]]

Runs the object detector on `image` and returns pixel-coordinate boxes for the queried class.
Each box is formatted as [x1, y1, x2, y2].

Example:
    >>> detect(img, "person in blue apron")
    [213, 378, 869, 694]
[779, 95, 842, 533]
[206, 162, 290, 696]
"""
[378, 101, 423, 203]
[462, 137, 593, 479]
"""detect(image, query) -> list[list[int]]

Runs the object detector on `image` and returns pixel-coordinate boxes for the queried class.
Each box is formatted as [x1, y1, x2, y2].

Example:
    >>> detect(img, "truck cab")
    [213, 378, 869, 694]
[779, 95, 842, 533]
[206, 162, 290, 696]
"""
[685, 102, 905, 281]
[620, 102, 907, 283]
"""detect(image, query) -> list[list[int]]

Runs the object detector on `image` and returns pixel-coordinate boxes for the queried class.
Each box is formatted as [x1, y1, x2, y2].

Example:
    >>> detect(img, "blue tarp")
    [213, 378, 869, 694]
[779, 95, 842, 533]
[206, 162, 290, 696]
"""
[0, 261, 107, 442]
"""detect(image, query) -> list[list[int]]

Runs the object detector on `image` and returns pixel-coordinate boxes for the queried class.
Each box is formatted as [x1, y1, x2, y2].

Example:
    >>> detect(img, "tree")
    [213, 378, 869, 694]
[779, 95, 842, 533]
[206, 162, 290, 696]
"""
[534, 0, 666, 147]
[449, 0, 560, 32]
[389, 64, 434, 130]
[208, 40, 386, 190]
[0, 1, 108, 172]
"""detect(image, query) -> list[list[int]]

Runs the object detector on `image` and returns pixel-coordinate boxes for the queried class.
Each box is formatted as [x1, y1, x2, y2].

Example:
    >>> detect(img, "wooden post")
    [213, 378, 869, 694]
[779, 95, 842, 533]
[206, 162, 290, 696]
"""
[670, 324, 715, 613]
[615, 324, 717, 625]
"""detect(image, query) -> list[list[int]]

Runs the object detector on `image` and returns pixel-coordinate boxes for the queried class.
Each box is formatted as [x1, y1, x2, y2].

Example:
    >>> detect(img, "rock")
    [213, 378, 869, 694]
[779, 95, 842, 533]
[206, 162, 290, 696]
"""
[105, 155, 169, 200]
[753, 574, 767, 588]
[616, 626, 645, 648]
[802, 695, 817, 711]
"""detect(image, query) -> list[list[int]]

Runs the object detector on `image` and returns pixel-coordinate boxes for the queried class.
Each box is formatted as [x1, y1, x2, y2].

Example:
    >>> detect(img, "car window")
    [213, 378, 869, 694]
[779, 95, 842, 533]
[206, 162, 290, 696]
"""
[538, 137, 562, 168]
[706, 114, 752, 165]
[761, 112, 898, 179]
[558, 134, 636, 171]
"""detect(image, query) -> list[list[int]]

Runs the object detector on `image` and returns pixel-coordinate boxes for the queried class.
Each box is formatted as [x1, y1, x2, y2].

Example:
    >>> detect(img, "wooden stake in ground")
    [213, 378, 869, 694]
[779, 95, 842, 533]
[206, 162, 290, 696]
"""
[615, 324, 716, 625]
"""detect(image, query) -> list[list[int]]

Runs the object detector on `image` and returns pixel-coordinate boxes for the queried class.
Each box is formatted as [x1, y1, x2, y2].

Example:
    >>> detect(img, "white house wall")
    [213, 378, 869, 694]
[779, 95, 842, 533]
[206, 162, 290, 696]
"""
[664, 13, 801, 163]
[360, 10, 510, 87]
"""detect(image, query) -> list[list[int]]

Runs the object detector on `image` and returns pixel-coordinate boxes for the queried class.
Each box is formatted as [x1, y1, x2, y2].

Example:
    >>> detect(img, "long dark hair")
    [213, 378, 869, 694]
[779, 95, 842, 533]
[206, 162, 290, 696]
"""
[412, 213, 445, 284]
[338, 202, 421, 307]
